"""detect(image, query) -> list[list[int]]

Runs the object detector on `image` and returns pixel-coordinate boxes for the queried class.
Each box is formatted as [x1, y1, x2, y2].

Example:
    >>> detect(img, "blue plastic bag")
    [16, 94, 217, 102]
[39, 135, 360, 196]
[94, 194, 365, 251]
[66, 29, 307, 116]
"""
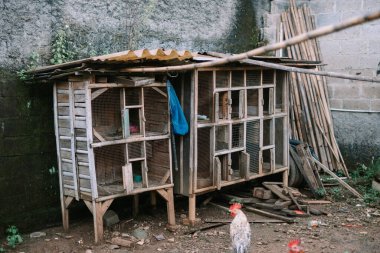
[167, 80, 189, 135]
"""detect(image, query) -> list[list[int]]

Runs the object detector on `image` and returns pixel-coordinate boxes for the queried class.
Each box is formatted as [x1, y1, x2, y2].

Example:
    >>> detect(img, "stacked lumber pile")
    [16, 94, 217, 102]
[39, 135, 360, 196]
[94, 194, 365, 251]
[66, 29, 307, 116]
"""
[281, 0, 349, 176]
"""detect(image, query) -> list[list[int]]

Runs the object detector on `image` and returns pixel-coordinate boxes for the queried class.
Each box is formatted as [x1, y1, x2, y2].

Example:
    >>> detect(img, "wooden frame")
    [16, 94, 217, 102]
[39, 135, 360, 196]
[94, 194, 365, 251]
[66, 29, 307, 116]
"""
[173, 67, 289, 223]
[53, 74, 176, 243]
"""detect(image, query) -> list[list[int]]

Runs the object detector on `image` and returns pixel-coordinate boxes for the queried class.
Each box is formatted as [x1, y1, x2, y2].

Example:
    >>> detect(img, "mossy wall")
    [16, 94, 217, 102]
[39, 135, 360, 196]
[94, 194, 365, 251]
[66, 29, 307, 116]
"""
[0, 0, 270, 234]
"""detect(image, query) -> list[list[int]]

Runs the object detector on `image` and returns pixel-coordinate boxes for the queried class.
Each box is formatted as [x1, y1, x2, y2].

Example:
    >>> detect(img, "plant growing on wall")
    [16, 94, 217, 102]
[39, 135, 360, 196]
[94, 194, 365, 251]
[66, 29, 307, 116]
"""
[50, 29, 75, 65]
[6, 226, 23, 248]
[17, 52, 41, 80]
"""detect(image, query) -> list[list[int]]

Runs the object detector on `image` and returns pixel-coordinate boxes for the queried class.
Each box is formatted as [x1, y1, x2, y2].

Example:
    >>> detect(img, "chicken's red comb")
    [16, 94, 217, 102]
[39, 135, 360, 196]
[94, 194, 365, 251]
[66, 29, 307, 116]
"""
[288, 239, 301, 248]
[229, 203, 242, 211]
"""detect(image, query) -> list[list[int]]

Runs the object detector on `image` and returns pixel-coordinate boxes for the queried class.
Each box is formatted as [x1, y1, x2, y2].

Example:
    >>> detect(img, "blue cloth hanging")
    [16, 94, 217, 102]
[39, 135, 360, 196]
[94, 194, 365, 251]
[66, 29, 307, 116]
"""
[167, 80, 189, 135]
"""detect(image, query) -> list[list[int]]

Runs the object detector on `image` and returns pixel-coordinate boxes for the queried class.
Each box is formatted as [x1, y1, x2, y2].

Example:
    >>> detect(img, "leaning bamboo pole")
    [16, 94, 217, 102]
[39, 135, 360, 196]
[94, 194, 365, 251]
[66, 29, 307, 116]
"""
[120, 10, 380, 73]
[206, 52, 380, 83]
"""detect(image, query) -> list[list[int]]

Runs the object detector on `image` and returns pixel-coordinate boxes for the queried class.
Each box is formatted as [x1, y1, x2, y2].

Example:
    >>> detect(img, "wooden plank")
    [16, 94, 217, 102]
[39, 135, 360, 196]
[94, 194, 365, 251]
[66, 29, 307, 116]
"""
[262, 182, 290, 201]
[93, 128, 106, 142]
[152, 87, 167, 98]
[68, 82, 79, 200]
[122, 164, 134, 194]
[91, 88, 108, 100]
[244, 206, 295, 223]
[312, 157, 362, 198]
[160, 170, 171, 185]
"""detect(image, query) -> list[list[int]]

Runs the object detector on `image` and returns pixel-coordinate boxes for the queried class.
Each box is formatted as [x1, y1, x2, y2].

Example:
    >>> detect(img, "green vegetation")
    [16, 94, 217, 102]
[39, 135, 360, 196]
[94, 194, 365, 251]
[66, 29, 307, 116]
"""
[16, 52, 41, 80]
[0, 246, 5, 252]
[6, 226, 23, 248]
[349, 158, 380, 205]
[50, 29, 76, 65]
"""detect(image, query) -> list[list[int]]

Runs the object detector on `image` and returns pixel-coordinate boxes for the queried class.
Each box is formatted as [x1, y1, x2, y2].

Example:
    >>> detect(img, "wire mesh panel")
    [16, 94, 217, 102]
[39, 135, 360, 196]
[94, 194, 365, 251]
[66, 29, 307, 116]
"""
[275, 117, 286, 169]
[231, 70, 244, 87]
[263, 69, 275, 84]
[232, 123, 244, 148]
[246, 70, 261, 86]
[125, 88, 141, 106]
[128, 142, 144, 160]
[216, 91, 229, 120]
[92, 88, 122, 142]
[198, 71, 214, 122]
[146, 139, 171, 186]
[263, 88, 274, 115]
[144, 87, 169, 135]
[94, 144, 124, 185]
[216, 71, 230, 88]
[197, 127, 213, 189]
[215, 125, 229, 152]
[246, 120, 260, 174]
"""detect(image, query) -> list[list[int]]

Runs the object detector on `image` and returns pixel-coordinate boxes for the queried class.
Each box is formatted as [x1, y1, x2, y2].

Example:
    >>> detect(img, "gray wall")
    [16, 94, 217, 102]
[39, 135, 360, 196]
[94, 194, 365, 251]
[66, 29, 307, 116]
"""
[0, 0, 269, 233]
[266, 0, 380, 168]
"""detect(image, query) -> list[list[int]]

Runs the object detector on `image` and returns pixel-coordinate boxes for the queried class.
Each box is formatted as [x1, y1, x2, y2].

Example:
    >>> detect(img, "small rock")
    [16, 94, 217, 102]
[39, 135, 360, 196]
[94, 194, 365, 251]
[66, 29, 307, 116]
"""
[329, 245, 335, 249]
[85, 250, 93, 253]
[143, 226, 150, 230]
[257, 242, 263, 245]
[346, 218, 355, 222]
[157, 248, 162, 251]
[109, 244, 120, 250]
[64, 235, 73, 239]
[154, 234, 166, 241]
[44, 238, 51, 242]
[168, 238, 175, 243]
[137, 240, 144, 245]
[180, 214, 187, 219]
[132, 228, 148, 240]
[359, 231, 368, 235]
[30, 232, 47, 238]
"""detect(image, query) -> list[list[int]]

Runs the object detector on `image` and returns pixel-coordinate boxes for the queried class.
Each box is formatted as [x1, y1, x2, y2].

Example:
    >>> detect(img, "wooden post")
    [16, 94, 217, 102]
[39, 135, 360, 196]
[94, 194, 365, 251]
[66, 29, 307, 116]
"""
[150, 191, 157, 209]
[282, 169, 289, 188]
[189, 194, 196, 226]
[92, 199, 113, 243]
[156, 188, 176, 230]
[62, 196, 73, 231]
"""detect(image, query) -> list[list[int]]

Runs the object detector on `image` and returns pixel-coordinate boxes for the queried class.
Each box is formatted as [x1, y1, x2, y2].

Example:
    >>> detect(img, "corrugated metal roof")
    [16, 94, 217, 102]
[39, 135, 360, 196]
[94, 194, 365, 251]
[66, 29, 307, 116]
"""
[29, 49, 195, 73]
[92, 49, 194, 62]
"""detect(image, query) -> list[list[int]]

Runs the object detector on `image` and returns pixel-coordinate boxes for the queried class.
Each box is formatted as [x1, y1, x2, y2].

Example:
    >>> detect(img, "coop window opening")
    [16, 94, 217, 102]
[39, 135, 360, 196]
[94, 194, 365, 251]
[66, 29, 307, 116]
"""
[197, 71, 214, 123]
[122, 108, 142, 138]
[263, 118, 274, 147]
[230, 151, 245, 180]
[231, 90, 244, 119]
[262, 148, 274, 173]
[143, 87, 169, 136]
[124, 88, 142, 106]
[247, 89, 259, 117]
[246, 70, 261, 86]
[215, 91, 229, 121]
[215, 70, 230, 88]
[215, 125, 229, 152]
[218, 154, 230, 182]
[263, 87, 274, 115]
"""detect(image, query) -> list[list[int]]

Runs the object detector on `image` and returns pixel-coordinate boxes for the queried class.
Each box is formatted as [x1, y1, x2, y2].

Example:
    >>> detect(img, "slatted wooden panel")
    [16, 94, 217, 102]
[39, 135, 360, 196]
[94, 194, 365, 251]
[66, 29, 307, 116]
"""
[146, 139, 171, 185]
[144, 87, 169, 134]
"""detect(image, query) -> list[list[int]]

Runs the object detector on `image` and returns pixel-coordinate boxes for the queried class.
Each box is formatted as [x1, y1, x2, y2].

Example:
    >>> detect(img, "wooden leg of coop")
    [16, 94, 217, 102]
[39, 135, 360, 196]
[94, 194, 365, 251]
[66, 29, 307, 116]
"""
[283, 169, 289, 187]
[150, 191, 157, 209]
[188, 194, 196, 226]
[133, 195, 139, 217]
[156, 188, 176, 231]
[92, 199, 113, 244]
[62, 196, 73, 231]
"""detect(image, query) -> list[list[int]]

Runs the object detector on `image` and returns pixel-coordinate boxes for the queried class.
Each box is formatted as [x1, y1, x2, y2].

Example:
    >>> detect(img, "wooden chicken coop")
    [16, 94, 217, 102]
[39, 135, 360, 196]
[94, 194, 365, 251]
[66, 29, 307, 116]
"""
[171, 62, 290, 223]
[29, 49, 318, 239]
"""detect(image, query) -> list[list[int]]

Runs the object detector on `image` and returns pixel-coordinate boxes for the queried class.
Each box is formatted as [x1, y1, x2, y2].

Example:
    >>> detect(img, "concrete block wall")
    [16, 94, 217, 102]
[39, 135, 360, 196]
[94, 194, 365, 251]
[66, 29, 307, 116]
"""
[266, 0, 380, 168]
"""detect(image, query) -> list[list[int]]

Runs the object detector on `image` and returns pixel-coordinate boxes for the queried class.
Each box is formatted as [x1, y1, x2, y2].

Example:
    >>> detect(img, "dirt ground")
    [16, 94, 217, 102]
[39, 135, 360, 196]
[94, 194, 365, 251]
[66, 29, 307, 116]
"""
[7, 197, 380, 253]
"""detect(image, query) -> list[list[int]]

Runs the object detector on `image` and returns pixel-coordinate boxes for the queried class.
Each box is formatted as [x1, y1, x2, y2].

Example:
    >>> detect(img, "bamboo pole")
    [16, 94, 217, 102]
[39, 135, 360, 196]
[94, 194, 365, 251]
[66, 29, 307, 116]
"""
[120, 11, 380, 73]
[206, 52, 380, 83]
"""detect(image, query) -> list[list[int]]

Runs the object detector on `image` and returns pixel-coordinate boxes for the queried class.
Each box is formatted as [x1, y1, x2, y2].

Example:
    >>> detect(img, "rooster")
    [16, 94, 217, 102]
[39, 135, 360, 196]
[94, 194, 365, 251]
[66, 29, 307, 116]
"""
[229, 203, 251, 253]
[288, 239, 304, 253]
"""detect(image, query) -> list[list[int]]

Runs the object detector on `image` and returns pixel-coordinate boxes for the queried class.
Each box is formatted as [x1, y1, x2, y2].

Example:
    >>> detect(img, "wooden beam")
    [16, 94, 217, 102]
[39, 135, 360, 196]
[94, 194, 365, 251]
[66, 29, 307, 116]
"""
[152, 87, 168, 97]
[91, 88, 108, 100]
[84, 200, 93, 214]
[156, 189, 169, 201]
[93, 128, 106, 142]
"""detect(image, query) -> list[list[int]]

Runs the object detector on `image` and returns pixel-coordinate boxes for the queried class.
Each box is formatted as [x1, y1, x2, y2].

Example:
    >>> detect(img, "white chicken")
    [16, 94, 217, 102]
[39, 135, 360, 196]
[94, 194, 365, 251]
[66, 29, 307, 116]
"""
[229, 203, 251, 253]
